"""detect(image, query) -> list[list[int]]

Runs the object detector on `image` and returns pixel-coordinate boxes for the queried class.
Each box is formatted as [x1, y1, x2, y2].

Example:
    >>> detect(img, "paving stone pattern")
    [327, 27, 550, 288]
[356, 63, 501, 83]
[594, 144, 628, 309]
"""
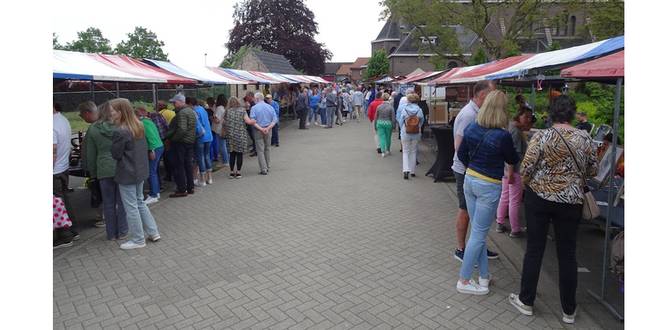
[54, 120, 600, 329]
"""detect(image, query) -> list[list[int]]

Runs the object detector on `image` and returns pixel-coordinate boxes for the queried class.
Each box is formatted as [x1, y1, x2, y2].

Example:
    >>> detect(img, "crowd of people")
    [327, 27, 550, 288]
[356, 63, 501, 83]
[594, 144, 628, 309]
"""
[446, 80, 597, 325]
[53, 90, 280, 250]
[53, 78, 600, 325]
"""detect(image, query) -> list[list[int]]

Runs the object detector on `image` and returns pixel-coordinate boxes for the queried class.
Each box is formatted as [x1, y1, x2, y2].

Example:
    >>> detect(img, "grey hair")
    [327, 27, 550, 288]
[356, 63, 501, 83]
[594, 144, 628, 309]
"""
[405, 88, 414, 95]
[254, 92, 264, 102]
[77, 101, 98, 114]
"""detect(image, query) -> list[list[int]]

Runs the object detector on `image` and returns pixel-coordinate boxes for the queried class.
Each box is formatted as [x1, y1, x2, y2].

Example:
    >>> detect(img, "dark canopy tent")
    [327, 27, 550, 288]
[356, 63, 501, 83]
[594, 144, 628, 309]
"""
[561, 50, 624, 321]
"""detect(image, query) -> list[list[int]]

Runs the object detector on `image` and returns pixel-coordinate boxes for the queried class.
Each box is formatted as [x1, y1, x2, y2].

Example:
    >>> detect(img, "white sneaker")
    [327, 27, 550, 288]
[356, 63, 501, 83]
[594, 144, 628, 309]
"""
[144, 196, 159, 205]
[562, 310, 576, 324]
[509, 293, 534, 316]
[381, 153, 386, 158]
[148, 234, 161, 242]
[478, 275, 492, 288]
[456, 279, 489, 295]
[120, 241, 146, 250]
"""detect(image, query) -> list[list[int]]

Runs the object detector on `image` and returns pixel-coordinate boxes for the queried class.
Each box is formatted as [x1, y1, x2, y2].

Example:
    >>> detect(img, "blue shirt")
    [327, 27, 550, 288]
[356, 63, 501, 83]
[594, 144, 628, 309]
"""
[457, 122, 519, 181]
[250, 101, 278, 127]
[310, 94, 320, 108]
[396, 103, 425, 140]
[194, 105, 213, 143]
[269, 101, 280, 119]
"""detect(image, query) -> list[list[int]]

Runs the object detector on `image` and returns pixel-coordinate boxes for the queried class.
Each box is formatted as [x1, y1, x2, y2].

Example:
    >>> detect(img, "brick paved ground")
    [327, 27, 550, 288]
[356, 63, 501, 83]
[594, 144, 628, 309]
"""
[54, 120, 602, 329]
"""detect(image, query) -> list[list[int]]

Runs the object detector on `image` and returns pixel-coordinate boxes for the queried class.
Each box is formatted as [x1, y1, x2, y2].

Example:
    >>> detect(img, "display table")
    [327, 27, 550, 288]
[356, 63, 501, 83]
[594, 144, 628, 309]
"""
[426, 126, 455, 182]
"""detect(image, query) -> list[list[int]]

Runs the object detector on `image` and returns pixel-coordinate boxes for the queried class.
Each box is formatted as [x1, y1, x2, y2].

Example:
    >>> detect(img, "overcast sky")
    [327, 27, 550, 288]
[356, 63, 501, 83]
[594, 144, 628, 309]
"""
[53, 0, 384, 68]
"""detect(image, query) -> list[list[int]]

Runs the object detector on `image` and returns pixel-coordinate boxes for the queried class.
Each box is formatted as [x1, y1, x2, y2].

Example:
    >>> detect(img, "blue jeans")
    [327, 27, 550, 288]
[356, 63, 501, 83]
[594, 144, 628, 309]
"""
[459, 174, 502, 280]
[148, 146, 164, 198]
[195, 141, 212, 172]
[271, 123, 280, 145]
[118, 181, 159, 245]
[210, 133, 220, 161]
[99, 178, 128, 240]
[218, 136, 229, 165]
[318, 107, 327, 125]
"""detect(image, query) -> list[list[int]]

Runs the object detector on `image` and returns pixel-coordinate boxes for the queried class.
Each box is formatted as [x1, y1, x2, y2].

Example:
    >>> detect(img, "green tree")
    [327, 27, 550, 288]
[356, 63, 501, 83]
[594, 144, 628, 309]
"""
[468, 48, 488, 65]
[579, 0, 624, 40]
[53, 33, 65, 50]
[65, 27, 113, 53]
[381, 0, 549, 64]
[115, 26, 168, 60]
[365, 50, 389, 79]
[381, 0, 624, 64]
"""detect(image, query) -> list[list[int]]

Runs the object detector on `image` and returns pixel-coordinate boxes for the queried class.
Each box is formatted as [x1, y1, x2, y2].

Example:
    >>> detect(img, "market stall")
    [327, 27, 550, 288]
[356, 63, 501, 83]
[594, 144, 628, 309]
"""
[560, 50, 624, 321]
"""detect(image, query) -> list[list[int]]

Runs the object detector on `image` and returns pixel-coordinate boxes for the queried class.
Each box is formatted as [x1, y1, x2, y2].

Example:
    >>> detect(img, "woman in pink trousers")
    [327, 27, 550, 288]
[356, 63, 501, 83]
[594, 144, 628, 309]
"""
[496, 107, 533, 238]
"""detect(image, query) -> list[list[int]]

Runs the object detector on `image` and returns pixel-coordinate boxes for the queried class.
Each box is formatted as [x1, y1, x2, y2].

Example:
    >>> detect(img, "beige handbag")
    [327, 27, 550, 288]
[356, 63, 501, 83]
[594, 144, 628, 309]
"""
[553, 128, 600, 220]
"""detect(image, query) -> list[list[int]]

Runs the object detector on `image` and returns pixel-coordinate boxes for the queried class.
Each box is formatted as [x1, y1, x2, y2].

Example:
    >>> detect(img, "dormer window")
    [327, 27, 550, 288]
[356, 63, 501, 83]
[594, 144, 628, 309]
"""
[420, 36, 437, 45]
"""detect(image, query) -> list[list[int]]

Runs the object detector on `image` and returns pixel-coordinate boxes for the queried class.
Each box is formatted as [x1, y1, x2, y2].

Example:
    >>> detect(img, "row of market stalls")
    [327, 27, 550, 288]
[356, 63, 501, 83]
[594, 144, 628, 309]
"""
[377, 35, 623, 121]
[53, 49, 331, 109]
[386, 35, 624, 321]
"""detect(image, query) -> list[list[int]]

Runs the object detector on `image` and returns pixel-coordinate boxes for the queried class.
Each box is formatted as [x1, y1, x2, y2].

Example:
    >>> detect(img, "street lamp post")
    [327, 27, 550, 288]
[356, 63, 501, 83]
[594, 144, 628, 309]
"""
[204, 53, 207, 66]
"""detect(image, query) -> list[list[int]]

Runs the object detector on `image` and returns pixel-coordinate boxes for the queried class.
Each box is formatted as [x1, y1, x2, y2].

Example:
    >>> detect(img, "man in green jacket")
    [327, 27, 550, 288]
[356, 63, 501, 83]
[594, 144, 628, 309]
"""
[77, 101, 105, 229]
[165, 93, 197, 197]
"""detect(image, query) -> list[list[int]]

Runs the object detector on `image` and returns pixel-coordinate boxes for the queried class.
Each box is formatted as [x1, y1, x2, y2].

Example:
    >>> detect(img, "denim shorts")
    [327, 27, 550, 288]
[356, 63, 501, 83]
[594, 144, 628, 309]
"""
[454, 171, 467, 210]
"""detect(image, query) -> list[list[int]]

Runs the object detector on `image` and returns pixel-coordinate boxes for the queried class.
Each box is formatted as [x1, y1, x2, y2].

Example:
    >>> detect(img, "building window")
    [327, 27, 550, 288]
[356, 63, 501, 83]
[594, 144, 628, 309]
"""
[570, 16, 576, 36]
[389, 47, 396, 54]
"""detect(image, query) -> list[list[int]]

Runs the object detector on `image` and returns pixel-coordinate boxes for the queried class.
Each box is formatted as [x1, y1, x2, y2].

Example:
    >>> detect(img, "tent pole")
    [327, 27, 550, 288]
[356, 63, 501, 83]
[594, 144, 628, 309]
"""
[587, 77, 623, 321]
[90, 80, 95, 104]
[530, 82, 536, 110]
[116, 82, 120, 97]
[152, 84, 157, 109]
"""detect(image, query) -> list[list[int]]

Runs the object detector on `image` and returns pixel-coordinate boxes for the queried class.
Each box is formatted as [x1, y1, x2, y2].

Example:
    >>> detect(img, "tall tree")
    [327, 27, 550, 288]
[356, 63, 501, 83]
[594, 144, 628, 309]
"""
[115, 26, 169, 60]
[225, 0, 332, 75]
[365, 50, 390, 79]
[53, 33, 65, 50]
[381, 0, 549, 65]
[65, 27, 113, 53]
[381, 0, 623, 65]
[579, 0, 624, 40]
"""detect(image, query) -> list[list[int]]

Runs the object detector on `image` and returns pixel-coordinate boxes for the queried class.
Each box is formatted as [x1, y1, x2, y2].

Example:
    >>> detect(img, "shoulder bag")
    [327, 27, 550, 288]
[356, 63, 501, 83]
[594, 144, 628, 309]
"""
[552, 128, 600, 220]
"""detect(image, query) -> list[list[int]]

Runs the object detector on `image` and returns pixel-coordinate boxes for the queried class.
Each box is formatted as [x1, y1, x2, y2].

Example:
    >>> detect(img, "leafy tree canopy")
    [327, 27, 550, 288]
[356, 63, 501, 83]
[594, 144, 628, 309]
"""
[115, 26, 168, 60]
[226, 0, 332, 75]
[53, 33, 65, 50]
[65, 27, 113, 53]
[365, 50, 389, 80]
[381, 0, 623, 64]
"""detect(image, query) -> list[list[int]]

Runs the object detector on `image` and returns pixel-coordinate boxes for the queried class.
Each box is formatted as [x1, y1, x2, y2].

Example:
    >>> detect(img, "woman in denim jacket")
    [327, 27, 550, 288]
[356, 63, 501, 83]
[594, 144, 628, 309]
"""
[455, 90, 518, 295]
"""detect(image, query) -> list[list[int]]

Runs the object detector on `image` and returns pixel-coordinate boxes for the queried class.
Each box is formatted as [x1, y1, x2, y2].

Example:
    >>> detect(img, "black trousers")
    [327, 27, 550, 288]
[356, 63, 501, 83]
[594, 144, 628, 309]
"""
[298, 108, 308, 129]
[171, 142, 195, 193]
[163, 145, 175, 180]
[229, 151, 243, 171]
[247, 125, 256, 152]
[53, 171, 76, 230]
[519, 187, 581, 315]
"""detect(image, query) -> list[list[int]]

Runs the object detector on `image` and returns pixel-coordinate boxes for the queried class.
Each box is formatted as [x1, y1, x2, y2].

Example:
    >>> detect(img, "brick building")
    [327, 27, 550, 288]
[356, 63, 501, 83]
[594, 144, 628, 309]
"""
[372, 6, 590, 76]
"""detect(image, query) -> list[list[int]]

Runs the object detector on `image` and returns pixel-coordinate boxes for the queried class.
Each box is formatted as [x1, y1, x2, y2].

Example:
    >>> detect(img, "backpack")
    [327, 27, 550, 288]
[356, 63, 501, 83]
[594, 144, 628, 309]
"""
[148, 112, 168, 140]
[404, 107, 420, 134]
